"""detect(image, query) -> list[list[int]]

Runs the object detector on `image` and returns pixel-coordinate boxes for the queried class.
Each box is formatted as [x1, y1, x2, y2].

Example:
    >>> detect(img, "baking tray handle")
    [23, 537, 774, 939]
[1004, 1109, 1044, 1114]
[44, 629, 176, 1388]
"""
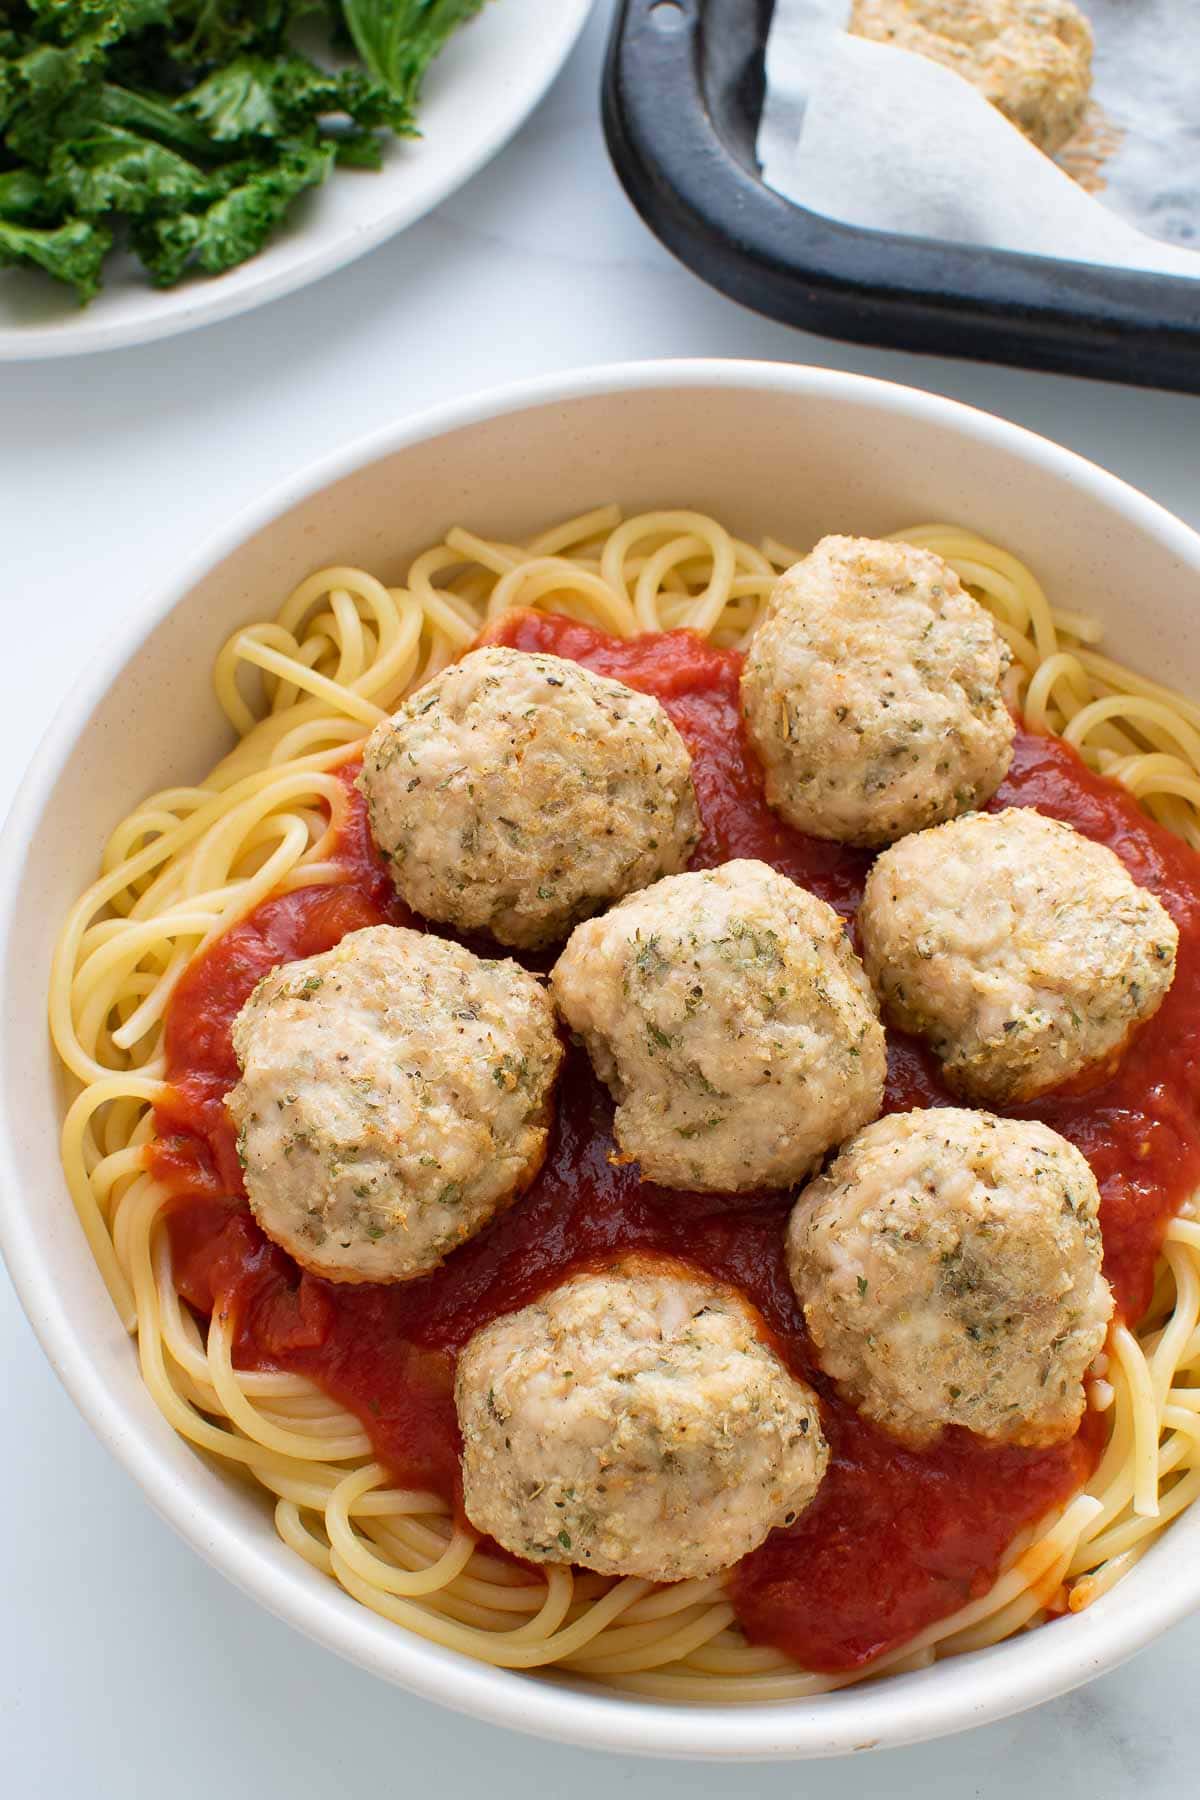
[602, 0, 1200, 392]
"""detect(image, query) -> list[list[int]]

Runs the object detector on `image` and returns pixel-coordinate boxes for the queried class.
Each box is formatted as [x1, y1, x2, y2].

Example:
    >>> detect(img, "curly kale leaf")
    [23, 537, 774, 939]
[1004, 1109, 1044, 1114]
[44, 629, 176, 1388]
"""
[0, 168, 54, 223]
[22, 2, 171, 49]
[131, 133, 332, 283]
[180, 52, 338, 139]
[47, 123, 221, 218]
[0, 213, 112, 300]
[87, 84, 218, 157]
[0, 0, 487, 301]
[339, 0, 486, 107]
[162, 2, 328, 65]
[1, 41, 108, 161]
[178, 49, 409, 141]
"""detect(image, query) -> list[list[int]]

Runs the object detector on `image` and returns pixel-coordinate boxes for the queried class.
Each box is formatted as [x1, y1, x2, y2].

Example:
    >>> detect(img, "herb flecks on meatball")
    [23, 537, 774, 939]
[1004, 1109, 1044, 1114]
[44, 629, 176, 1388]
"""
[358, 646, 700, 950]
[456, 1258, 829, 1581]
[859, 806, 1179, 1103]
[741, 536, 1014, 847]
[849, 0, 1093, 156]
[226, 925, 561, 1282]
[551, 858, 885, 1192]
[787, 1108, 1113, 1448]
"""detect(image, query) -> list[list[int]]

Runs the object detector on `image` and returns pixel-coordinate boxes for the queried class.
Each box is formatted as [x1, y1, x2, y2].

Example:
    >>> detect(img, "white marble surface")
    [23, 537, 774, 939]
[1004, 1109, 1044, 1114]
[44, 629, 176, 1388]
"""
[2, 4, 1199, 1791]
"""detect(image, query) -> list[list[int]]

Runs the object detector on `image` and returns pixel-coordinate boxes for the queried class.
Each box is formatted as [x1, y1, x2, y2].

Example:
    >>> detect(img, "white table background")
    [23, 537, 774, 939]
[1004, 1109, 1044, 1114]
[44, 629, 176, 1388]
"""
[3, 5, 1198, 1793]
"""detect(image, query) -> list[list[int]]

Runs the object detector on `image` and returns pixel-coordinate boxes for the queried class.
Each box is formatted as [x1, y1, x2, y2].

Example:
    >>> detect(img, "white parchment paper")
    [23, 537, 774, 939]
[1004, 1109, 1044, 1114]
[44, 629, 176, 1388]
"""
[757, 0, 1200, 277]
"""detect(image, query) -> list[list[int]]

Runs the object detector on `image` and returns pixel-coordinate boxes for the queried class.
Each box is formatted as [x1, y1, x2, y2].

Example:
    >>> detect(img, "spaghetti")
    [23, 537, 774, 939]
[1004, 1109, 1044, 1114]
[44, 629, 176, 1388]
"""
[50, 507, 1200, 1700]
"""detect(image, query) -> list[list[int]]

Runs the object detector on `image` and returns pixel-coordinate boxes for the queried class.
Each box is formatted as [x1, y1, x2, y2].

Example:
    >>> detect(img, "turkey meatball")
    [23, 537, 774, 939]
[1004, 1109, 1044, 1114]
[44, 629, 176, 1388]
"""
[550, 859, 885, 1192]
[741, 536, 1014, 847]
[859, 807, 1179, 1104]
[456, 1258, 828, 1581]
[358, 646, 699, 950]
[226, 925, 561, 1282]
[849, 0, 1093, 156]
[787, 1108, 1112, 1448]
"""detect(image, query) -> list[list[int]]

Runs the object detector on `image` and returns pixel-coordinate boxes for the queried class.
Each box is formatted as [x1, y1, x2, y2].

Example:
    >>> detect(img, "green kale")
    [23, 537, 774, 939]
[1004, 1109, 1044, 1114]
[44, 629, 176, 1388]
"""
[0, 168, 53, 222]
[181, 52, 343, 141]
[179, 51, 412, 141]
[0, 0, 489, 302]
[47, 123, 221, 218]
[24, 1, 171, 42]
[163, 1, 322, 65]
[340, 0, 486, 106]
[0, 213, 111, 300]
[92, 85, 218, 158]
[331, 125, 384, 167]
[132, 135, 332, 283]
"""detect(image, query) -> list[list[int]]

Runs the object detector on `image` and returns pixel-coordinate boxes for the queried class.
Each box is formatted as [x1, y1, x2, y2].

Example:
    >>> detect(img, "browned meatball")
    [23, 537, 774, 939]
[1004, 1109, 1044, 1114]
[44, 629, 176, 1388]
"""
[859, 807, 1179, 1103]
[359, 647, 699, 949]
[787, 1108, 1113, 1448]
[849, 0, 1093, 155]
[226, 925, 561, 1282]
[741, 537, 1013, 847]
[456, 1259, 829, 1581]
[551, 859, 885, 1192]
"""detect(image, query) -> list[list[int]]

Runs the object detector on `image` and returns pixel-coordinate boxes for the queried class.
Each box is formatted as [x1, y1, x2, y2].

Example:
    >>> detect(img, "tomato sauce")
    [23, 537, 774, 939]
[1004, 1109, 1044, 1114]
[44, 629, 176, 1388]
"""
[152, 613, 1200, 1672]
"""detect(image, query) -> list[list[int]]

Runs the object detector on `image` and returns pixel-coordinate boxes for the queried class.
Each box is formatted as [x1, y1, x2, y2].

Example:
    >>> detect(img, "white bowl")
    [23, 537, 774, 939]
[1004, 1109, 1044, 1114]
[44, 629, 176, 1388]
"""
[3, 361, 1199, 1760]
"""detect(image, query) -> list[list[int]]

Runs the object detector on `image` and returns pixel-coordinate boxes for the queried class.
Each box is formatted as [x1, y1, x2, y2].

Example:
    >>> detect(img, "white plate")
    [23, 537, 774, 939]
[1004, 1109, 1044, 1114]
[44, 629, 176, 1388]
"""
[0, 0, 593, 361]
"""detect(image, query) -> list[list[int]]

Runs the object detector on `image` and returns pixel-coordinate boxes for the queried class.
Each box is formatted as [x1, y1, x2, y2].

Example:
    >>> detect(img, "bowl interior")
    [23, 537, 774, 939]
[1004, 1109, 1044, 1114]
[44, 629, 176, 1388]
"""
[4, 364, 1200, 1759]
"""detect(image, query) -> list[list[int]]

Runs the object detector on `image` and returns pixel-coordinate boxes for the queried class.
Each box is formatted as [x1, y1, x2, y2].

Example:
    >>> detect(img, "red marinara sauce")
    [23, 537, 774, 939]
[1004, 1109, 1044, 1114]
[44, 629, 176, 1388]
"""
[151, 612, 1200, 1673]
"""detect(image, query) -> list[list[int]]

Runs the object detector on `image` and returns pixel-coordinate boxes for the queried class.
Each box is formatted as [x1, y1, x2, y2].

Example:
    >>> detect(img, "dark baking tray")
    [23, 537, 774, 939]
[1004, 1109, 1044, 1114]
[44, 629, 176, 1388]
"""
[602, 0, 1200, 392]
